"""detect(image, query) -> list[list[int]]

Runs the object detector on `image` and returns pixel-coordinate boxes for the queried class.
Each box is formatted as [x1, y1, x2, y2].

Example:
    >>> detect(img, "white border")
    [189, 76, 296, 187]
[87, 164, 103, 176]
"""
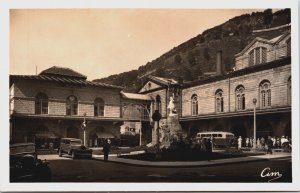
[0, 0, 299, 191]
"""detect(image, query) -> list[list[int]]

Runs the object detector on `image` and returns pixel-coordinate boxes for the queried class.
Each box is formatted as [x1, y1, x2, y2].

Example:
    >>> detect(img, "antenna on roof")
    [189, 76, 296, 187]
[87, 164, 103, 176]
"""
[36, 65, 37, 75]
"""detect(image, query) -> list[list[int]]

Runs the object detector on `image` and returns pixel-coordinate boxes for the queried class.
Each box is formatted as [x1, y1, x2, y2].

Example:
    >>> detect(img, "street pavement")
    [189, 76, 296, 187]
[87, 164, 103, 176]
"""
[38, 151, 292, 182]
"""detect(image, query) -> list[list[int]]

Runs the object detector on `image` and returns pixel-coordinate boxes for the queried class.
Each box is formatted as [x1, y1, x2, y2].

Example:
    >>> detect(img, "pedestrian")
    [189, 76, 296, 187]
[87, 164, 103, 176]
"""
[261, 137, 265, 149]
[249, 137, 253, 148]
[206, 138, 212, 161]
[257, 138, 261, 149]
[49, 141, 54, 154]
[238, 136, 242, 150]
[245, 137, 249, 148]
[266, 136, 273, 154]
[103, 139, 111, 162]
[276, 137, 280, 148]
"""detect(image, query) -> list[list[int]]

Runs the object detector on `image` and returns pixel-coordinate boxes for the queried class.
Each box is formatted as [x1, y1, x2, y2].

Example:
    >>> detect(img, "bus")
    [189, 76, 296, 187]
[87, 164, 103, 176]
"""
[196, 131, 235, 148]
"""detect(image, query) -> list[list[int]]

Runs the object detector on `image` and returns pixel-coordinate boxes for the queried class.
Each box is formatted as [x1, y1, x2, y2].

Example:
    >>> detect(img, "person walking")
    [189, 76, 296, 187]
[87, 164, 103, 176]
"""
[245, 137, 249, 148]
[206, 138, 212, 161]
[103, 139, 111, 162]
[49, 141, 54, 154]
[238, 136, 242, 150]
[266, 136, 273, 154]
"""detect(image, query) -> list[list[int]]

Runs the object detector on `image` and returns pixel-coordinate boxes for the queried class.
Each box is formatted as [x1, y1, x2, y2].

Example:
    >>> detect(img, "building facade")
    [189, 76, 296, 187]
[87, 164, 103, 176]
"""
[9, 31, 292, 147]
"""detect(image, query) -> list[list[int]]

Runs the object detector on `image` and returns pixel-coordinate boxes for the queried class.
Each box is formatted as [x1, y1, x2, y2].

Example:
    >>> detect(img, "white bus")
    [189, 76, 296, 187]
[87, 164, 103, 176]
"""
[196, 131, 235, 147]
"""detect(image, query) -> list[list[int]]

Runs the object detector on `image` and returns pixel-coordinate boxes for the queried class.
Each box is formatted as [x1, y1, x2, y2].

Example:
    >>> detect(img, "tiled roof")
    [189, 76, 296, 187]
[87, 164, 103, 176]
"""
[10, 74, 123, 89]
[121, 91, 152, 101]
[39, 66, 87, 80]
[148, 75, 178, 86]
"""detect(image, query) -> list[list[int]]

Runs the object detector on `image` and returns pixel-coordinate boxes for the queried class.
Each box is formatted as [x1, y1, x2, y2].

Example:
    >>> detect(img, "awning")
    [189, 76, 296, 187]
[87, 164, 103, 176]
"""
[35, 132, 58, 139]
[94, 132, 115, 139]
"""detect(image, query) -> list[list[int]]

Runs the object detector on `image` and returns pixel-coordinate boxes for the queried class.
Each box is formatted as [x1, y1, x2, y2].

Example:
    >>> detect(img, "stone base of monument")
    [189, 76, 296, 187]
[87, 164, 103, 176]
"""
[160, 114, 183, 149]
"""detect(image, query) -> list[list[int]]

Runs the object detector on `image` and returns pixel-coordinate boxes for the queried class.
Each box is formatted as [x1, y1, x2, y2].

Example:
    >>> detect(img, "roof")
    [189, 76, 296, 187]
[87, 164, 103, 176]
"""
[235, 31, 291, 57]
[40, 66, 87, 80]
[10, 74, 123, 90]
[148, 75, 178, 86]
[183, 56, 291, 89]
[121, 91, 153, 101]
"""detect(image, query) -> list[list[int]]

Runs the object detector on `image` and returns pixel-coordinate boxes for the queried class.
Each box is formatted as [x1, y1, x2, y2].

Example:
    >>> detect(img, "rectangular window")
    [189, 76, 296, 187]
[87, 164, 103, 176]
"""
[261, 48, 267, 63]
[255, 48, 260, 64]
[249, 51, 254, 66]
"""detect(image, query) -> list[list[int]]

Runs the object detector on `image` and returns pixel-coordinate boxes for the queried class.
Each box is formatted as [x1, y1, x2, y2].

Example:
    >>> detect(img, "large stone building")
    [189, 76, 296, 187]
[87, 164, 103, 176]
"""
[9, 31, 291, 147]
[9, 66, 152, 147]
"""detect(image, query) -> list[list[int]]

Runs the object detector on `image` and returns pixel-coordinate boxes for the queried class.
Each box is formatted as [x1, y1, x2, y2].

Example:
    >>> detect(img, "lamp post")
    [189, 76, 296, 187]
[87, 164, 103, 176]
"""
[152, 110, 162, 158]
[253, 98, 257, 149]
[82, 112, 87, 146]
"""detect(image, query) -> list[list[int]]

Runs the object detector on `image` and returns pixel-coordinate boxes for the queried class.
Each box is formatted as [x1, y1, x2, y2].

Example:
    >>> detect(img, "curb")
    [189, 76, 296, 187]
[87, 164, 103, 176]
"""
[91, 155, 291, 168]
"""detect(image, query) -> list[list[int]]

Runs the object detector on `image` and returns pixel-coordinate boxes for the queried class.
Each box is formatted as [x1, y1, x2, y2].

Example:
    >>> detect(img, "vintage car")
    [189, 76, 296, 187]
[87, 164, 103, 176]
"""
[58, 138, 93, 159]
[10, 142, 51, 182]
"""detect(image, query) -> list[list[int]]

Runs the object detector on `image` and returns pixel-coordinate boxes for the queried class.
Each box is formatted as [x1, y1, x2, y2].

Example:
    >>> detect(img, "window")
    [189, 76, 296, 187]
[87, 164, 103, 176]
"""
[142, 104, 150, 120]
[191, 94, 198, 115]
[66, 95, 78, 115]
[235, 86, 245, 111]
[156, 95, 162, 114]
[215, 89, 224, 112]
[287, 77, 291, 106]
[260, 81, 271, 108]
[94, 98, 104, 116]
[35, 93, 48, 114]
[249, 47, 267, 66]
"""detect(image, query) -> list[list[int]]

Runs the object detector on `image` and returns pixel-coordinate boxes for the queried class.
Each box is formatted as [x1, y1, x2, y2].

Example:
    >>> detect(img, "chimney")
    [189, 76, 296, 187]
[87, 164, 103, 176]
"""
[216, 51, 222, 75]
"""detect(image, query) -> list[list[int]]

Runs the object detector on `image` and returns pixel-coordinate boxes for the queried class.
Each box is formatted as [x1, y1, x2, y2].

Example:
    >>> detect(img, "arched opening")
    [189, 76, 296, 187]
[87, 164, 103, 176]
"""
[94, 98, 105, 116]
[35, 93, 48, 114]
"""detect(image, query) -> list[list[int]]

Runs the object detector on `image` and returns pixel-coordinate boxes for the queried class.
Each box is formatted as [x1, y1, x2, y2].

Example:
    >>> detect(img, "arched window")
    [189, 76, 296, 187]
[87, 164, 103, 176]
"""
[35, 93, 48, 114]
[260, 80, 271, 108]
[191, 94, 198, 115]
[286, 38, 291, 56]
[156, 95, 162, 114]
[66, 95, 78, 115]
[235, 86, 245, 111]
[94, 98, 104, 116]
[215, 89, 224, 113]
[249, 47, 267, 66]
[287, 77, 291, 106]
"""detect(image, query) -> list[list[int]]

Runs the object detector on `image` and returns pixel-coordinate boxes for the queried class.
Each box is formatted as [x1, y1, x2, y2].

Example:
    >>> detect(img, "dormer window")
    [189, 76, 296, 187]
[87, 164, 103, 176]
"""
[249, 47, 267, 66]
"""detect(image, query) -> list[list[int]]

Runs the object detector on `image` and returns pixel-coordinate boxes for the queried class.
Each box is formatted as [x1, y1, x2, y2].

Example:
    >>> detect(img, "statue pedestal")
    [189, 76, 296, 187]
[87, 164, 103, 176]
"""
[161, 114, 182, 148]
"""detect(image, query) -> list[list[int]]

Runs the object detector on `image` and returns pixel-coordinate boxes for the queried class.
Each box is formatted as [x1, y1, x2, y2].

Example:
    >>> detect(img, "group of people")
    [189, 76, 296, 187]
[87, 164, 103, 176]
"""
[234, 135, 291, 152]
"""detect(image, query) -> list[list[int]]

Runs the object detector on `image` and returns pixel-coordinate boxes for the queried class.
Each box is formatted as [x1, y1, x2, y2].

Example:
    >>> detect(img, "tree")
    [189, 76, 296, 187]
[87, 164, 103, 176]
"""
[203, 48, 211, 61]
[263, 9, 273, 25]
[174, 54, 182, 65]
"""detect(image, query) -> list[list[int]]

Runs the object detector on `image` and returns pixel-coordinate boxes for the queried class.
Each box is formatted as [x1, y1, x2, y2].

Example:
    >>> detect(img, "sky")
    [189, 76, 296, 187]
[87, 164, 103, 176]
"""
[10, 9, 265, 80]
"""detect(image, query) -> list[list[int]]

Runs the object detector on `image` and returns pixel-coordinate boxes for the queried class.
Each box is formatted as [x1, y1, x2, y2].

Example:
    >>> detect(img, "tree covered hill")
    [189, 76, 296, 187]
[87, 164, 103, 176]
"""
[93, 9, 291, 92]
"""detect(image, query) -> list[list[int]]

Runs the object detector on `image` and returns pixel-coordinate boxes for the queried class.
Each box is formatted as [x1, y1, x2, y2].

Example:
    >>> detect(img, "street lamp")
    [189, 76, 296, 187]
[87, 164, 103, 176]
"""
[253, 98, 257, 149]
[82, 112, 87, 146]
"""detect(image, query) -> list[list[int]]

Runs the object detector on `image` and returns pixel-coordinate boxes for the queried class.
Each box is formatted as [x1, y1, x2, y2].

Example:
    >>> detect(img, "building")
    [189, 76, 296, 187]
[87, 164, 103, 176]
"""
[138, 31, 291, 142]
[10, 30, 291, 147]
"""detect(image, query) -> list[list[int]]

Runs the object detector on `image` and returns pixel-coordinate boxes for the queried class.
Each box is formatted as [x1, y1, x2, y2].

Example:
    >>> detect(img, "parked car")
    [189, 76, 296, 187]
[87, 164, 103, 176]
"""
[10, 142, 51, 182]
[58, 138, 93, 159]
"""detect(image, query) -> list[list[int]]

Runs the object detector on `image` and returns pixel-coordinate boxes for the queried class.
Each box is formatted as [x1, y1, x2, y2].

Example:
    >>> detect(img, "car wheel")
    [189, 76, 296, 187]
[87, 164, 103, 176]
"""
[71, 151, 76, 159]
[58, 149, 62, 157]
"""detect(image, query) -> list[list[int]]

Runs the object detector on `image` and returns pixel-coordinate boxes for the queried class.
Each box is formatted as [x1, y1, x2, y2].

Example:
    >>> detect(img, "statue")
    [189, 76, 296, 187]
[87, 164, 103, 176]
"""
[167, 96, 177, 116]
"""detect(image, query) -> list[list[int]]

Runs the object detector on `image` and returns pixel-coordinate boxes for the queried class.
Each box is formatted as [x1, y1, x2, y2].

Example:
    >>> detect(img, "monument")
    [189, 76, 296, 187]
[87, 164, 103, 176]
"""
[161, 96, 183, 148]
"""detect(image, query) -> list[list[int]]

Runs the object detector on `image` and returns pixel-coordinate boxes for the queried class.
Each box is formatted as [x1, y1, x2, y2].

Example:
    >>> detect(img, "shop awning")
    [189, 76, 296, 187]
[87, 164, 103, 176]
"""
[35, 132, 58, 139]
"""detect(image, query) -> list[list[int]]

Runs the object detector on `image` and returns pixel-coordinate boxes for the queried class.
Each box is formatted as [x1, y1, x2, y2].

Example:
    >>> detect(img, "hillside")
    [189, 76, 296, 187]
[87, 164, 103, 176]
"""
[93, 9, 291, 92]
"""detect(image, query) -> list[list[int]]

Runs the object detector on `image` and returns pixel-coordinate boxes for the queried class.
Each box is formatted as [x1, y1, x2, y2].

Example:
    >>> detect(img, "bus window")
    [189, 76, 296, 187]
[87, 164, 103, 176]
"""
[217, 134, 222, 137]
[212, 134, 218, 137]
